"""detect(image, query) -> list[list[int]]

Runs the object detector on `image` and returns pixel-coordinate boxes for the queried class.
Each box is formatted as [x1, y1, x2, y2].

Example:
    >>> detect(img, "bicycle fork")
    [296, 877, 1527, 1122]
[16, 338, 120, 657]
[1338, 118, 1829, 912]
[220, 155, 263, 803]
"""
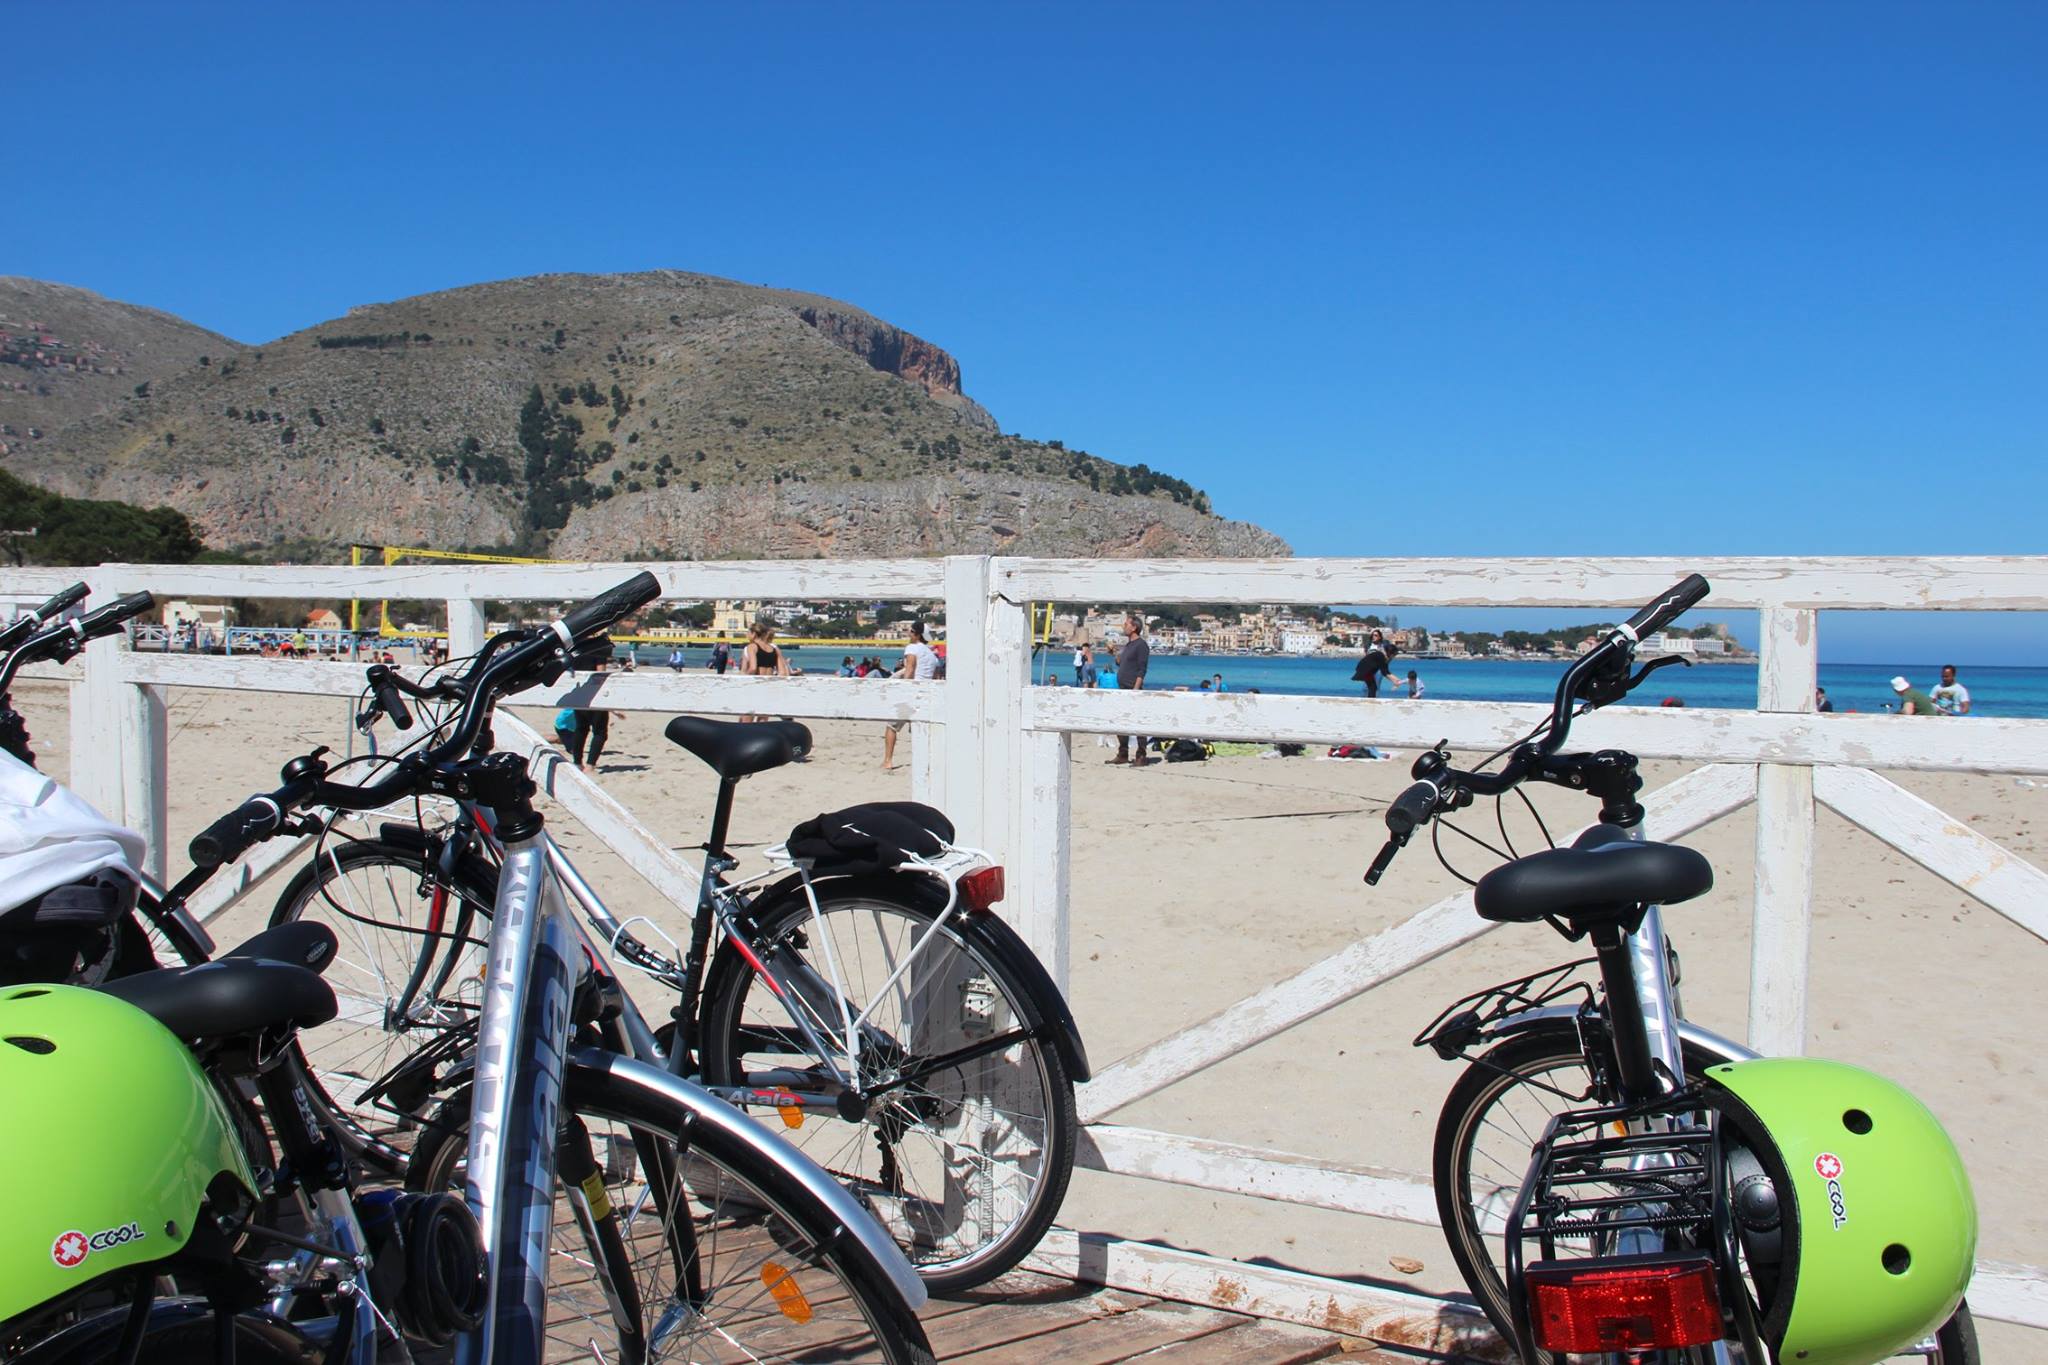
[458, 834, 578, 1365]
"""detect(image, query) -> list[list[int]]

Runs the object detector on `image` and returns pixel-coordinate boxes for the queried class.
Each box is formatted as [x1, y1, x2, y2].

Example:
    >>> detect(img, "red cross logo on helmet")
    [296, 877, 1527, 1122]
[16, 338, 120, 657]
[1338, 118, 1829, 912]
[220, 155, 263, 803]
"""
[51, 1231, 89, 1268]
[1815, 1152, 1843, 1180]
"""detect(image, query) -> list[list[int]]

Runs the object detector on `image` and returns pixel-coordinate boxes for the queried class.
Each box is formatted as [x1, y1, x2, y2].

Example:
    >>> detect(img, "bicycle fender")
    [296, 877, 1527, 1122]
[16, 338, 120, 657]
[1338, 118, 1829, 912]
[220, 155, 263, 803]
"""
[566, 1047, 929, 1311]
[1479, 1005, 1761, 1068]
[745, 870, 1090, 1082]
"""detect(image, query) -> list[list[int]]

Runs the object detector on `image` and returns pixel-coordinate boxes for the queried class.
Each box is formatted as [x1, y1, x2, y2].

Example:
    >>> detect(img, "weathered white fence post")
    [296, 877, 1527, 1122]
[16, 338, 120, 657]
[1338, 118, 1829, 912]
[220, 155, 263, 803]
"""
[941, 557, 992, 846]
[1750, 606, 1818, 1054]
[68, 575, 168, 880]
[447, 598, 488, 658]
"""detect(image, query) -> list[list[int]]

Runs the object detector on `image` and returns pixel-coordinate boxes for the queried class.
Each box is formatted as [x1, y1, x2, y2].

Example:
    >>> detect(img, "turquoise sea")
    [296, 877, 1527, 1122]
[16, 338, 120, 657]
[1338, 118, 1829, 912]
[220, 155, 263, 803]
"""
[627, 645, 2048, 718]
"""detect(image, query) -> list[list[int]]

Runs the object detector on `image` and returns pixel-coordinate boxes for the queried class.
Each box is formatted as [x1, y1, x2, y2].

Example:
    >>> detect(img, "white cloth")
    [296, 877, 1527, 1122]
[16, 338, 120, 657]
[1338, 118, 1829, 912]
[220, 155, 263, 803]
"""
[0, 750, 143, 913]
[903, 641, 940, 680]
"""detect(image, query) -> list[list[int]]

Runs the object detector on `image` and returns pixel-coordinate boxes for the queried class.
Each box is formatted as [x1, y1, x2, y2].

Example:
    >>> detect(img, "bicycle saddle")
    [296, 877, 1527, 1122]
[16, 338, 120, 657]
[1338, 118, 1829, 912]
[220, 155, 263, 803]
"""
[1474, 827, 1712, 930]
[221, 920, 338, 973]
[99, 955, 338, 1043]
[665, 716, 813, 780]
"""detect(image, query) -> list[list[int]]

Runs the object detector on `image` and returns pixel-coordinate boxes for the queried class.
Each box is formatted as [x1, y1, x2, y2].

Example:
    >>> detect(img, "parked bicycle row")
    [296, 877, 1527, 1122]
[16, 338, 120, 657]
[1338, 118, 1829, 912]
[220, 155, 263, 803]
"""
[0, 572, 1978, 1363]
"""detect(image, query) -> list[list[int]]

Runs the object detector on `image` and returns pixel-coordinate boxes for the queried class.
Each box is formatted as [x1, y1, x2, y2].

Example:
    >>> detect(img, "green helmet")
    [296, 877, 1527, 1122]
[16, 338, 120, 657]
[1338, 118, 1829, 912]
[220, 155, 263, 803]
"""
[1706, 1058, 1976, 1365]
[0, 984, 255, 1322]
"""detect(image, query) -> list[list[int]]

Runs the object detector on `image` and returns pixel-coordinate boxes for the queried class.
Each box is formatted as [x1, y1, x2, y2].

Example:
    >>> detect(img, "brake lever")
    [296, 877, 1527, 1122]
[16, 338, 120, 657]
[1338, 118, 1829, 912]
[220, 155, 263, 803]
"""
[1629, 654, 1692, 691]
[1364, 837, 1404, 886]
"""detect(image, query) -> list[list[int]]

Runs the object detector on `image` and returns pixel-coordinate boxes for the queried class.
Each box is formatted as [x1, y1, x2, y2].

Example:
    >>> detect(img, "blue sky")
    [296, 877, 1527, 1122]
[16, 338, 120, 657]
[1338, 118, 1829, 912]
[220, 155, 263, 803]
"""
[9, 4, 2045, 660]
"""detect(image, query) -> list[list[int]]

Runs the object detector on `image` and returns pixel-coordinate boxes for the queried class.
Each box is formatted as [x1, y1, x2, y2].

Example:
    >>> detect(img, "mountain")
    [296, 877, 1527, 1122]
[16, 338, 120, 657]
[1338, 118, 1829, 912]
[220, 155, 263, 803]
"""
[5, 271, 1288, 560]
[1, 277, 244, 441]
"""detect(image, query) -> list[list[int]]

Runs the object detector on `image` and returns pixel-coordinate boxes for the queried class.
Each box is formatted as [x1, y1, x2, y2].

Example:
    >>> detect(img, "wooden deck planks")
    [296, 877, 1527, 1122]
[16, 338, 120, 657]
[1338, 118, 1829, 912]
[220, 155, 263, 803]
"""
[921, 1269, 1407, 1363]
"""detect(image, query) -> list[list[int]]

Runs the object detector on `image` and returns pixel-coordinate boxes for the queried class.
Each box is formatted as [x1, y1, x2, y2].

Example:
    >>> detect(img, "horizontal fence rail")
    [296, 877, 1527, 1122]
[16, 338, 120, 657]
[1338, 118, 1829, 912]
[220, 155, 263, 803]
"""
[8, 554, 2045, 1347]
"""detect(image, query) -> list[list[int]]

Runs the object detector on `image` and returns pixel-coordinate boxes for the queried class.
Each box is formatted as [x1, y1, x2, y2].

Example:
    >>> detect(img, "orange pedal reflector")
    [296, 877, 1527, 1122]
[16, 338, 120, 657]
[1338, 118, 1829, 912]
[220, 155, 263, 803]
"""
[762, 1262, 813, 1323]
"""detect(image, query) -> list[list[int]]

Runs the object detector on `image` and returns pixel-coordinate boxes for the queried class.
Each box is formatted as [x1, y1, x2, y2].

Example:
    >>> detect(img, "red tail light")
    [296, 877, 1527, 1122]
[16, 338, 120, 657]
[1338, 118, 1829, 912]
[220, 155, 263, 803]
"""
[1525, 1254, 1723, 1353]
[960, 866, 1005, 912]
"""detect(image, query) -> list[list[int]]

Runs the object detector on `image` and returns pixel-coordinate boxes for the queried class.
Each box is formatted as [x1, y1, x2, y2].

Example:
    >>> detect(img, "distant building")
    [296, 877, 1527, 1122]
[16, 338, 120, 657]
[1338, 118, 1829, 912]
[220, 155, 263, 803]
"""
[304, 608, 344, 631]
[1281, 630, 1322, 655]
[163, 599, 234, 632]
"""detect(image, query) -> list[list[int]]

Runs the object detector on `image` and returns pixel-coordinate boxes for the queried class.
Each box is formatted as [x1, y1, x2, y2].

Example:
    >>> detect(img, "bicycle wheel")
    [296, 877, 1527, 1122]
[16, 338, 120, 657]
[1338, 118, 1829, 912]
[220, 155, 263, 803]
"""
[404, 1069, 935, 1364]
[269, 836, 496, 1170]
[699, 881, 1076, 1294]
[1434, 1025, 1980, 1365]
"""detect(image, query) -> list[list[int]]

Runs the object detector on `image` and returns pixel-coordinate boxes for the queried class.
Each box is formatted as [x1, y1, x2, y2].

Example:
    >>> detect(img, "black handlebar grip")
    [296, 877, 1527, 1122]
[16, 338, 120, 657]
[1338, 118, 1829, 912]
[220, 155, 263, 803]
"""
[559, 572, 661, 640]
[190, 797, 282, 868]
[1384, 779, 1441, 839]
[37, 583, 90, 619]
[1621, 574, 1710, 642]
[75, 591, 156, 637]
[367, 665, 416, 731]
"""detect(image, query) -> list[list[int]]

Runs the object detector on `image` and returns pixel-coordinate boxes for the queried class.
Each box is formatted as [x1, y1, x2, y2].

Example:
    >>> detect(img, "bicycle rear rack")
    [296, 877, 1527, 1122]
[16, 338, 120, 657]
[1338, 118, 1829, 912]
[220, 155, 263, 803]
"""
[1412, 957, 1599, 1060]
[1502, 1090, 1758, 1358]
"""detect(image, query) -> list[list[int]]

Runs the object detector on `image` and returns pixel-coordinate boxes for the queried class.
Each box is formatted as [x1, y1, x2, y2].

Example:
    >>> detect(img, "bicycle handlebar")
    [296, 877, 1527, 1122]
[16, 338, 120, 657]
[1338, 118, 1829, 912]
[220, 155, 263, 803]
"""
[557, 570, 660, 640]
[1620, 572, 1710, 643]
[74, 591, 156, 637]
[365, 664, 416, 732]
[0, 590, 155, 694]
[0, 582, 91, 656]
[191, 574, 658, 868]
[1363, 574, 1710, 884]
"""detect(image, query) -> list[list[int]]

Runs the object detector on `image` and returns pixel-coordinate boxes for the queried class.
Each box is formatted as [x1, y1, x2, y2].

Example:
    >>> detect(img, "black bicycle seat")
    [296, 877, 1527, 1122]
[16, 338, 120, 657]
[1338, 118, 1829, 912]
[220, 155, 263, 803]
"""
[99, 956, 337, 1043]
[222, 920, 337, 974]
[665, 716, 813, 780]
[1474, 834, 1712, 930]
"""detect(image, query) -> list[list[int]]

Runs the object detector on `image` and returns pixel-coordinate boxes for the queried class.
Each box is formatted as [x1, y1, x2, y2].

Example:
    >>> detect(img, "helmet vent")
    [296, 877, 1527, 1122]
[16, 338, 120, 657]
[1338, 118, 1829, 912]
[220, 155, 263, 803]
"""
[4, 1035, 55, 1054]
[1843, 1108, 1873, 1135]
[1883, 1243, 1912, 1276]
[4, 988, 51, 1000]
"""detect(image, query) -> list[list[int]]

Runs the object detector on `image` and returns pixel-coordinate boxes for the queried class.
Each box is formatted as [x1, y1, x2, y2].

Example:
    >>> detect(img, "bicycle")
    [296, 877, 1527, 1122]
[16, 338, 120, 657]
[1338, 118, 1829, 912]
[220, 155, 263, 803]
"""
[269, 666, 1087, 1293]
[187, 572, 934, 1363]
[1368, 574, 1979, 1364]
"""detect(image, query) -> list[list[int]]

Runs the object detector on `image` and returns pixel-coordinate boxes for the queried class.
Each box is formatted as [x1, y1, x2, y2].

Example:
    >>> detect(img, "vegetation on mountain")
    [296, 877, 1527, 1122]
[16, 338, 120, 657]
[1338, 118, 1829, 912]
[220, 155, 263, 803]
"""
[0, 468, 205, 566]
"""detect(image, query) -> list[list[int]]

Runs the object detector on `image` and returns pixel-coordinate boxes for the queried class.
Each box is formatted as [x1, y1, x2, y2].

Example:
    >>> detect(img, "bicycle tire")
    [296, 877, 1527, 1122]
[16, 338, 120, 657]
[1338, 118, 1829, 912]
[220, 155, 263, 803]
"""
[1434, 1023, 1980, 1364]
[268, 836, 496, 1173]
[404, 1067, 935, 1364]
[699, 879, 1076, 1294]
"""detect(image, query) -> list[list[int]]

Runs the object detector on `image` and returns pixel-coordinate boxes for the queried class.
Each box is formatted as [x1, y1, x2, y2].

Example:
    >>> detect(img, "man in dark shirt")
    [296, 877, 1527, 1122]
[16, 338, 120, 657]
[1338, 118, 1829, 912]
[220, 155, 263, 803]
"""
[1111, 614, 1152, 765]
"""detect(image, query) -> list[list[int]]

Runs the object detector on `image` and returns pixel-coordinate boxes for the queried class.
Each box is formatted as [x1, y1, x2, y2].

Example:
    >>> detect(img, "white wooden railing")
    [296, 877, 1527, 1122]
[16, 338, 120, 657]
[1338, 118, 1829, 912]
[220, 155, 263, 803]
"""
[8, 555, 2046, 1353]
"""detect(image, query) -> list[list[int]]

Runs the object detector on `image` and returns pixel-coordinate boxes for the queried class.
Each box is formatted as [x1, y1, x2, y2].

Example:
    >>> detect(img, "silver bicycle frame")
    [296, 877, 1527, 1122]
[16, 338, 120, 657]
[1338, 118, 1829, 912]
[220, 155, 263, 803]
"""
[459, 834, 580, 1365]
[1611, 823, 1689, 1094]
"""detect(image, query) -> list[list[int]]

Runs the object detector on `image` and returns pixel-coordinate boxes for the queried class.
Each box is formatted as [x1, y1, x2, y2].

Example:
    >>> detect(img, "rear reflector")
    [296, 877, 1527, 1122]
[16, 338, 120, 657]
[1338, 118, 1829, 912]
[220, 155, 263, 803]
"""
[960, 865, 1005, 912]
[1525, 1254, 1723, 1353]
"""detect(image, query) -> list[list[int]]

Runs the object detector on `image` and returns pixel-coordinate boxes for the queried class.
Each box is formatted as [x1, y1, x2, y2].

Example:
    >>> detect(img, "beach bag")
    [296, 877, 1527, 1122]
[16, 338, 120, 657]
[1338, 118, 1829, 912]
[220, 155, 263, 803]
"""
[1328, 744, 1380, 760]
[786, 802, 956, 876]
[1276, 742, 1306, 757]
[1164, 738, 1210, 763]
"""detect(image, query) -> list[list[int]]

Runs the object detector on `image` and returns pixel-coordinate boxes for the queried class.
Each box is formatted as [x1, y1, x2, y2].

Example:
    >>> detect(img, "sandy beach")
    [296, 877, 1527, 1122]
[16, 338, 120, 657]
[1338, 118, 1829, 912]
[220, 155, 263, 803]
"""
[14, 676, 2043, 1349]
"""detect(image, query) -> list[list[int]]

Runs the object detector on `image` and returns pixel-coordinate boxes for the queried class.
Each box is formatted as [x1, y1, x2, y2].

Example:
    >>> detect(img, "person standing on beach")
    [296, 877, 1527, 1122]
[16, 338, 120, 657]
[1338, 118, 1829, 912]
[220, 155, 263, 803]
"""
[1110, 614, 1152, 766]
[571, 661, 612, 772]
[882, 622, 940, 771]
[1930, 664, 1972, 715]
[1354, 629, 1396, 698]
[710, 639, 731, 675]
[1074, 642, 1090, 686]
[1889, 675, 1942, 716]
[738, 620, 787, 723]
[1815, 686, 1835, 713]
